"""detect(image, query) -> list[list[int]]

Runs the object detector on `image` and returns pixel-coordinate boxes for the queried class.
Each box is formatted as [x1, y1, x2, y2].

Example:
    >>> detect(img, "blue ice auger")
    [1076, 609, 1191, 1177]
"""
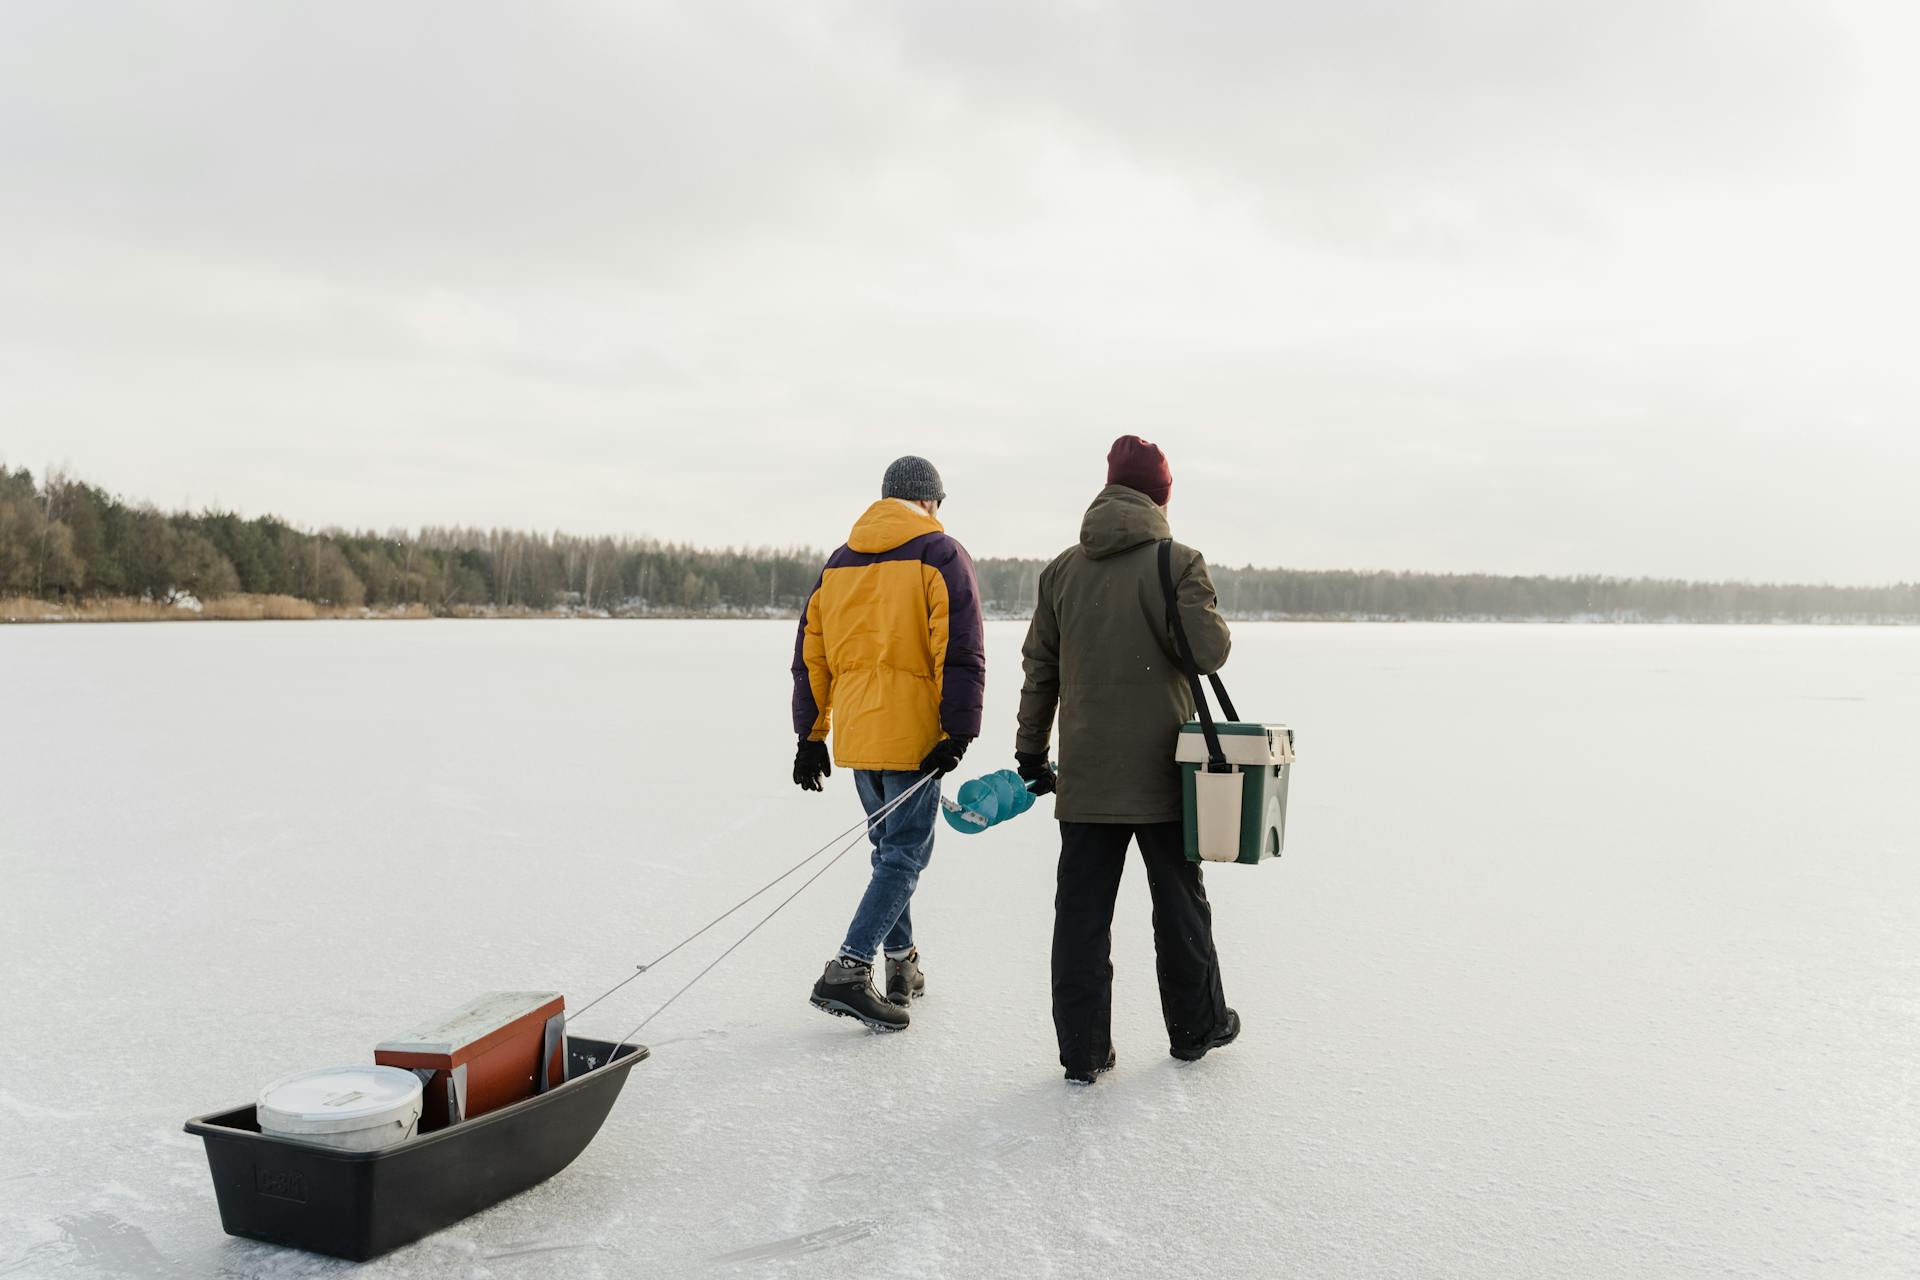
[940, 768, 1041, 834]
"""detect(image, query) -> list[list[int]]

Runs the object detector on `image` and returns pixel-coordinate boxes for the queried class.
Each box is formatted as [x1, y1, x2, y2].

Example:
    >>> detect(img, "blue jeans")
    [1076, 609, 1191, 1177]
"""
[838, 769, 940, 963]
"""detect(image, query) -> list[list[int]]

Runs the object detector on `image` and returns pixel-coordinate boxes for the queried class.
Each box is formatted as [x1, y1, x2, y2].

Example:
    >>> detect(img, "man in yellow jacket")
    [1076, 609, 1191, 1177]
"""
[791, 456, 986, 1031]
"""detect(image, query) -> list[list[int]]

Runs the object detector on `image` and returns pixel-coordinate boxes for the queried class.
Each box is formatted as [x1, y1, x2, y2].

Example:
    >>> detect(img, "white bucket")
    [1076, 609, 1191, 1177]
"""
[1191, 768, 1245, 862]
[258, 1065, 424, 1152]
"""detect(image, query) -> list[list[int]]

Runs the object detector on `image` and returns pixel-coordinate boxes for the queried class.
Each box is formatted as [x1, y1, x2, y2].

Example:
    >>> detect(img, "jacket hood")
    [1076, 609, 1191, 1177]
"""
[1078, 484, 1170, 560]
[848, 499, 944, 553]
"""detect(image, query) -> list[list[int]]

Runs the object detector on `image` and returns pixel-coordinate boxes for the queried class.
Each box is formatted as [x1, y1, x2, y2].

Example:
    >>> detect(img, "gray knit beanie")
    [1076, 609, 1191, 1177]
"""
[881, 456, 946, 503]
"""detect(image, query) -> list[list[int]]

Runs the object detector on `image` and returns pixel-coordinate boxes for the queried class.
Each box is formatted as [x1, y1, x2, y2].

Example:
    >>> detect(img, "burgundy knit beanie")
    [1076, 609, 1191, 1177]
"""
[1106, 435, 1172, 506]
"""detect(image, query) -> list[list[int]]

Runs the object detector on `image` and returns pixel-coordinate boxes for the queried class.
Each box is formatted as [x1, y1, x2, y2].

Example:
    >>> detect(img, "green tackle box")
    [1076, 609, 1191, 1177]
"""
[1176, 722, 1295, 865]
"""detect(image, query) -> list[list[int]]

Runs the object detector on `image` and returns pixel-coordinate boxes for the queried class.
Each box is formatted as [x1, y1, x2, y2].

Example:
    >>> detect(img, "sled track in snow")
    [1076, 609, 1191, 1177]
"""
[711, 1218, 881, 1264]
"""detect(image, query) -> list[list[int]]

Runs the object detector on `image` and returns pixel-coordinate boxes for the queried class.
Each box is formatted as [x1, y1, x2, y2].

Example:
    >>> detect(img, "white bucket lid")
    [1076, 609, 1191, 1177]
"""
[258, 1065, 423, 1135]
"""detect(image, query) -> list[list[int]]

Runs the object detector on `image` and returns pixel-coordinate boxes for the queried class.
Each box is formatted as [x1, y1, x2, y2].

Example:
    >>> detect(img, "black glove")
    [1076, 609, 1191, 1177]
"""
[1015, 750, 1057, 796]
[919, 737, 969, 777]
[793, 739, 831, 792]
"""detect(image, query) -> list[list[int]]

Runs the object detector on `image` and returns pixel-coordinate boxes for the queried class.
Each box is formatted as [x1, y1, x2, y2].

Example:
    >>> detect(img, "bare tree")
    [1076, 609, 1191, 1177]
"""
[34, 464, 65, 596]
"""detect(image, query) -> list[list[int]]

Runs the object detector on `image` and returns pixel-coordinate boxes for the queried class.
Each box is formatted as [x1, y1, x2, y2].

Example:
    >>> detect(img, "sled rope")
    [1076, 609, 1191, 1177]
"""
[567, 773, 938, 1032]
[609, 815, 883, 1046]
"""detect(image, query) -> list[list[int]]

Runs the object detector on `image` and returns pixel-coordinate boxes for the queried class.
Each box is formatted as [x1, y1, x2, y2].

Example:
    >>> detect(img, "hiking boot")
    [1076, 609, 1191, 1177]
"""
[1064, 1048, 1117, 1086]
[885, 949, 925, 1006]
[810, 957, 910, 1031]
[1170, 1008, 1241, 1062]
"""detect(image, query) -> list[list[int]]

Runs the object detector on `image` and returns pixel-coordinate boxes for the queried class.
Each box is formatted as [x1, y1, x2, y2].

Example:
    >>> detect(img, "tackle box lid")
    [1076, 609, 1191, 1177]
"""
[1175, 722, 1296, 766]
[376, 992, 564, 1065]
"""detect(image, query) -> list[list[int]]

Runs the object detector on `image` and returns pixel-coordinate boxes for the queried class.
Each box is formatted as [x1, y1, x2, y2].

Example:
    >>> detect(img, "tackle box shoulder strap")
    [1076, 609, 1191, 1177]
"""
[1158, 538, 1239, 769]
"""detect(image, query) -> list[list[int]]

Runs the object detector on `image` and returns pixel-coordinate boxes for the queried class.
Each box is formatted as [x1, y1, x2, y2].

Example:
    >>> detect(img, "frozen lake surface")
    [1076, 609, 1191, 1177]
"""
[2, 621, 1915, 1278]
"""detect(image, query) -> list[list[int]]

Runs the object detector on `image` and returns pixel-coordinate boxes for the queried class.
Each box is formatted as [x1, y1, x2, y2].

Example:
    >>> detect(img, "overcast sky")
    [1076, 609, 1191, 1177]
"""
[3, 1, 1915, 582]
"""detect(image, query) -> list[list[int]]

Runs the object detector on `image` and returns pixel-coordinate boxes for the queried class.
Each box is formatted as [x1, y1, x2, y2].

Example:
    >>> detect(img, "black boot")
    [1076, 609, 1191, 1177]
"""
[885, 949, 925, 1006]
[810, 957, 910, 1031]
[1064, 1048, 1117, 1085]
[1170, 1008, 1240, 1062]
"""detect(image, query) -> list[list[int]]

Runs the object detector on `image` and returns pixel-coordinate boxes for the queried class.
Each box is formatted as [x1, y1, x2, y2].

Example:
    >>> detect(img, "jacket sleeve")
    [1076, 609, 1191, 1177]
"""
[926, 537, 986, 740]
[1175, 548, 1232, 676]
[791, 568, 831, 740]
[1015, 561, 1060, 755]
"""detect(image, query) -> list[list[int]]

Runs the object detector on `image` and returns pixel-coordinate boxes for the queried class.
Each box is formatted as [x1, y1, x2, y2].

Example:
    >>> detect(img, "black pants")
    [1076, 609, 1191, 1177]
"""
[1052, 819, 1229, 1072]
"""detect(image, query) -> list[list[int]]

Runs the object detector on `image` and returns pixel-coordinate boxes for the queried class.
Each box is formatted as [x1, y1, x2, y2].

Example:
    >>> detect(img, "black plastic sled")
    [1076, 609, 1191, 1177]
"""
[184, 1036, 647, 1262]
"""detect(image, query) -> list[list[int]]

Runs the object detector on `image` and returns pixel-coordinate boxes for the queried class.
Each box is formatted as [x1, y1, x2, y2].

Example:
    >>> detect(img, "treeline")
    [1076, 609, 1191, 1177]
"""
[974, 557, 1920, 622]
[1196, 565, 1920, 623]
[1, 467, 819, 614]
[3, 465, 1917, 622]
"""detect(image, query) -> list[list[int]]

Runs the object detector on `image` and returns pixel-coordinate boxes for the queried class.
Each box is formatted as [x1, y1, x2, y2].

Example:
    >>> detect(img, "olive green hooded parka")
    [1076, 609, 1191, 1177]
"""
[1016, 485, 1232, 824]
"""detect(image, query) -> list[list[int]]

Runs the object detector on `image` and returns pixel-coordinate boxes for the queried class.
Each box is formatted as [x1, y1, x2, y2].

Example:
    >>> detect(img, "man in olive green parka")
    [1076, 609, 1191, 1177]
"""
[1015, 436, 1241, 1083]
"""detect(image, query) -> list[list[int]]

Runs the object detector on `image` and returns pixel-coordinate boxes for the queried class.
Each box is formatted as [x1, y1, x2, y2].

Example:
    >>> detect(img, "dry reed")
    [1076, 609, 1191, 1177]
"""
[0, 595, 435, 623]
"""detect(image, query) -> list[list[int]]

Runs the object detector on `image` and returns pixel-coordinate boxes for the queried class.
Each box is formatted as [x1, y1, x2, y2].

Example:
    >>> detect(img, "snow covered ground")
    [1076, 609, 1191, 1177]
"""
[1, 620, 1914, 1279]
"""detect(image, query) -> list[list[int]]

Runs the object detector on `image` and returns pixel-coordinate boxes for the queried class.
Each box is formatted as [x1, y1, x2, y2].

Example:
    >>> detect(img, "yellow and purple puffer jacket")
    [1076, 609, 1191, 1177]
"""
[791, 500, 986, 771]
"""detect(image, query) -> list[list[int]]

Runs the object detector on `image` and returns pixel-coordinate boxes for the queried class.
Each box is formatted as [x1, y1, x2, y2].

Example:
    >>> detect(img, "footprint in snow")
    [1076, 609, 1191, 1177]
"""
[646, 1027, 730, 1050]
[984, 1133, 1037, 1157]
[50, 1212, 171, 1278]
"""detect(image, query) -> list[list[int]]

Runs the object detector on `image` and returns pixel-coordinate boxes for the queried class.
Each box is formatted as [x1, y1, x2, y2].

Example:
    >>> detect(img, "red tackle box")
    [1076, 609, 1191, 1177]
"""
[375, 992, 565, 1131]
